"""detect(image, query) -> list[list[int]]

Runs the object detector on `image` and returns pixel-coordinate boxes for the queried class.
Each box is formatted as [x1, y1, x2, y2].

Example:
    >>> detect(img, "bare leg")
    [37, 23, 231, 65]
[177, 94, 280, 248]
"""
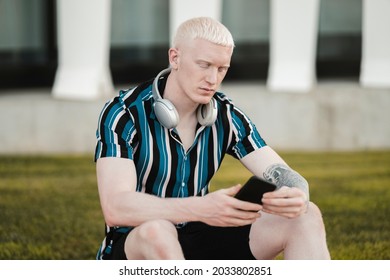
[124, 219, 185, 260]
[249, 202, 331, 260]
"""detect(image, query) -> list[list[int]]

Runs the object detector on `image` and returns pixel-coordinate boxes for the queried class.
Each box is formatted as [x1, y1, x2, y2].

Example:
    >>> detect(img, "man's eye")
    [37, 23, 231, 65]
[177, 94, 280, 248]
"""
[199, 63, 209, 68]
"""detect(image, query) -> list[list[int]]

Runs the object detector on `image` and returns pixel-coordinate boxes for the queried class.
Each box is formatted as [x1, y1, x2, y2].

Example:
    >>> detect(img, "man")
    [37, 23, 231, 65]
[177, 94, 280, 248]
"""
[95, 17, 330, 260]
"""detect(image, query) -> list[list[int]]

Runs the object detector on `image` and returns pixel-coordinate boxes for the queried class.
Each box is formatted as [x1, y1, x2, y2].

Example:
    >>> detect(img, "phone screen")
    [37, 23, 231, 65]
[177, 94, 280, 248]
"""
[234, 176, 277, 204]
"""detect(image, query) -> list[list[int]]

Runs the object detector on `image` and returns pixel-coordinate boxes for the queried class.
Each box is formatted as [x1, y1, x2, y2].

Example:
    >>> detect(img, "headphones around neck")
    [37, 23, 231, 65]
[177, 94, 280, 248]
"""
[152, 68, 218, 129]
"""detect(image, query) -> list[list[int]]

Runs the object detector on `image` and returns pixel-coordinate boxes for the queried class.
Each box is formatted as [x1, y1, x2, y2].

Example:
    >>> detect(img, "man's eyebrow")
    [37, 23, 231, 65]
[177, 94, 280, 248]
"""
[196, 59, 210, 64]
[196, 59, 230, 68]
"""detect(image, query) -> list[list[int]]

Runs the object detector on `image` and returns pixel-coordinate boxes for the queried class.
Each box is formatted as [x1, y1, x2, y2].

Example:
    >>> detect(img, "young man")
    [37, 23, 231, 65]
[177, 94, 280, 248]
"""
[95, 17, 330, 260]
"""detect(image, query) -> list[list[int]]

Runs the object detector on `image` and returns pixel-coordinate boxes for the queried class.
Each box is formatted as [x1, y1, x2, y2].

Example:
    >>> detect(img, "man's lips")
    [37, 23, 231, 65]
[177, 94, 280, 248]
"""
[199, 87, 215, 93]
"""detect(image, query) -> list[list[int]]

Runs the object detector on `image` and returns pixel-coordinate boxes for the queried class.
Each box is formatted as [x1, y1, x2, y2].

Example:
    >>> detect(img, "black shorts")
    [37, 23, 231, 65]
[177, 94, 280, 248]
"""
[104, 222, 255, 260]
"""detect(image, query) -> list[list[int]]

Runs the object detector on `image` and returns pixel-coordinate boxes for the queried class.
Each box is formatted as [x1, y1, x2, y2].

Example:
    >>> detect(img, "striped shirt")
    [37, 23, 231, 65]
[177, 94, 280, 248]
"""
[94, 75, 266, 259]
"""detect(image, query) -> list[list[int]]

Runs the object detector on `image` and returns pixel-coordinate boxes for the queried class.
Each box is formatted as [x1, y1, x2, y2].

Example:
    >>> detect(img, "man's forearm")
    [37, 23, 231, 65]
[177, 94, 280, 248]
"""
[263, 163, 310, 200]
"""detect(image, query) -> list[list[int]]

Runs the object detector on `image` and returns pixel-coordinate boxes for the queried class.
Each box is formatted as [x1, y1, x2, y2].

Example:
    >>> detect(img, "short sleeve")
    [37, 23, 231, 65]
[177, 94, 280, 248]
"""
[94, 97, 136, 161]
[228, 106, 267, 159]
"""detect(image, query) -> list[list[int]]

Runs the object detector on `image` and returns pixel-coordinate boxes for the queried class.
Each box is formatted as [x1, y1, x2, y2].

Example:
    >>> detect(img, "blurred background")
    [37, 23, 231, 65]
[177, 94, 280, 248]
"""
[0, 0, 389, 153]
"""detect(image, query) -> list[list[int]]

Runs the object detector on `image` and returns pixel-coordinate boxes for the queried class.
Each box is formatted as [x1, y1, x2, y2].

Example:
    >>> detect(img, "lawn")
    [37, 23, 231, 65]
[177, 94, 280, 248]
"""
[0, 151, 389, 259]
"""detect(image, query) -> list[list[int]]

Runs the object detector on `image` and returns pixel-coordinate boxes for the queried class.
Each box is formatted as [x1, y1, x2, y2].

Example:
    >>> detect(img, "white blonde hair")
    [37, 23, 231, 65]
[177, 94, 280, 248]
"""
[172, 17, 235, 48]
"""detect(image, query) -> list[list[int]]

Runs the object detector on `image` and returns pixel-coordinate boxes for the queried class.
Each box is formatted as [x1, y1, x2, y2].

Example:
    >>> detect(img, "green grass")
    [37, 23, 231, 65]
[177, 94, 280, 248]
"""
[0, 151, 389, 259]
[0, 155, 101, 259]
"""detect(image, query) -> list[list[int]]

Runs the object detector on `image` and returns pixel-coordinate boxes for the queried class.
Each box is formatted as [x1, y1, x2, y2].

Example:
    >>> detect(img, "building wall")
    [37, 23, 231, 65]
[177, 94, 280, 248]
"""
[0, 0, 365, 88]
[0, 0, 389, 153]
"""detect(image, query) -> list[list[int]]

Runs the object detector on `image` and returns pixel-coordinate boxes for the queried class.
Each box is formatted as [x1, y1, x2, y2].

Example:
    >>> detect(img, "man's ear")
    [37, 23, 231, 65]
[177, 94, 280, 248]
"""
[168, 48, 179, 70]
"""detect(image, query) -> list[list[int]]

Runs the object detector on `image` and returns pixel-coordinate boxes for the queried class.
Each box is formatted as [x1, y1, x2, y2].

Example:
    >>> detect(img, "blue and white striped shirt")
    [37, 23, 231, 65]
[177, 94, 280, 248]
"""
[94, 75, 266, 258]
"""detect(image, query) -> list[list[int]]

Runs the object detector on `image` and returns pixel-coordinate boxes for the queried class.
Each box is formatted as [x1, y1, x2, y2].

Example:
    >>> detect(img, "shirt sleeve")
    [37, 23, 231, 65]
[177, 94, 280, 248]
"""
[94, 96, 136, 161]
[228, 106, 267, 159]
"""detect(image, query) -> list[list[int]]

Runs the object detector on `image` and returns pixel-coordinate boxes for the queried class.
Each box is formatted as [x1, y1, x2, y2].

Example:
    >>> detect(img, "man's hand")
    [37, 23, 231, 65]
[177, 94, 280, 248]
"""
[195, 185, 262, 227]
[261, 186, 308, 218]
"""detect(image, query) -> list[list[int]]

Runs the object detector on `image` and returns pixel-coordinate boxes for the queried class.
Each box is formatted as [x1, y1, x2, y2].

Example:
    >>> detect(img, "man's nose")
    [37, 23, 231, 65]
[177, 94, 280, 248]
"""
[205, 68, 218, 84]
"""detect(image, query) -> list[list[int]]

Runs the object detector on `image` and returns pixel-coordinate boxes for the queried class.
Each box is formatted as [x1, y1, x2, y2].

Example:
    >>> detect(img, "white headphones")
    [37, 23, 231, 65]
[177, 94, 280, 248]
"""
[152, 68, 218, 129]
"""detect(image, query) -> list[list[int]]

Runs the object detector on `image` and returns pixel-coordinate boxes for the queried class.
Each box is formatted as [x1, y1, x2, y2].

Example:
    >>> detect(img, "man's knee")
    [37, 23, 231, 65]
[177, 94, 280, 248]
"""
[136, 219, 178, 244]
[125, 219, 180, 259]
[307, 202, 325, 221]
[299, 202, 327, 234]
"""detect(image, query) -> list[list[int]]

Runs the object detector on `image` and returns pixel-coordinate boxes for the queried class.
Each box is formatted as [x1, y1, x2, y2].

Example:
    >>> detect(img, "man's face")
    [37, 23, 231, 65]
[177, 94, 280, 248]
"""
[172, 38, 233, 105]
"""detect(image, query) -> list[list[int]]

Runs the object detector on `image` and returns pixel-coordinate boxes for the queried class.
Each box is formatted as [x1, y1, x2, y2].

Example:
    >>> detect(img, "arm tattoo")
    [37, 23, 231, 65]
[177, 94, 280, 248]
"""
[263, 163, 310, 200]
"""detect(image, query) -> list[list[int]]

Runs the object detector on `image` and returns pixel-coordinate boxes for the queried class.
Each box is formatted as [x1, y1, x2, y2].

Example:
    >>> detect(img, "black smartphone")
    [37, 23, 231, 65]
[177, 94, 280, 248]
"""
[234, 176, 277, 204]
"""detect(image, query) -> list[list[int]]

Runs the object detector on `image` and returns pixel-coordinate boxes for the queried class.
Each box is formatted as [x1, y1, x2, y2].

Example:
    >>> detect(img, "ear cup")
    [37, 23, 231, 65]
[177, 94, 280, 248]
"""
[152, 68, 179, 129]
[197, 98, 218, 126]
[153, 99, 179, 129]
[152, 68, 218, 128]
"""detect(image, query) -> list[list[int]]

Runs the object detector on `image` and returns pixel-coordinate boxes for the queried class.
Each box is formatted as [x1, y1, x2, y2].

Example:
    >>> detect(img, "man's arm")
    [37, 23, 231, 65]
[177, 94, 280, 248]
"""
[240, 146, 309, 218]
[96, 157, 262, 227]
[263, 163, 309, 200]
[96, 157, 196, 227]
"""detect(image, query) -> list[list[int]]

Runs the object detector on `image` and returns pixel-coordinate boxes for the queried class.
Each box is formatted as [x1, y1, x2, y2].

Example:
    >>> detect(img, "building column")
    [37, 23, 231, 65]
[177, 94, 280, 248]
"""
[52, 0, 114, 100]
[169, 0, 222, 44]
[267, 0, 320, 93]
[360, 0, 390, 88]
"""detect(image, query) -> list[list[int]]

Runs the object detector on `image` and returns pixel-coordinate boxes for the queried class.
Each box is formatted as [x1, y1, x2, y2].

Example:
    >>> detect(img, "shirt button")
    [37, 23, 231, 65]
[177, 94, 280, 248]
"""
[181, 182, 185, 187]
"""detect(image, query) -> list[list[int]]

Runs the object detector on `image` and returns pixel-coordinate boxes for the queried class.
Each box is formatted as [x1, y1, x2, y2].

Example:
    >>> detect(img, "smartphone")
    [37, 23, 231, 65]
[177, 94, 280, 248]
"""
[234, 176, 277, 204]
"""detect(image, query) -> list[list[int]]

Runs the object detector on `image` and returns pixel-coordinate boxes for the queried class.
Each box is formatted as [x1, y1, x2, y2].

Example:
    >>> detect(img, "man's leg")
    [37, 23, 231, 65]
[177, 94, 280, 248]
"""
[124, 219, 185, 260]
[249, 202, 331, 260]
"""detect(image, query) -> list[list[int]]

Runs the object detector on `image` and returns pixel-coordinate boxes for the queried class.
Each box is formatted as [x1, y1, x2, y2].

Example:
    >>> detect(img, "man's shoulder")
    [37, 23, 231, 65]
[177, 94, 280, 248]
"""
[118, 79, 154, 108]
